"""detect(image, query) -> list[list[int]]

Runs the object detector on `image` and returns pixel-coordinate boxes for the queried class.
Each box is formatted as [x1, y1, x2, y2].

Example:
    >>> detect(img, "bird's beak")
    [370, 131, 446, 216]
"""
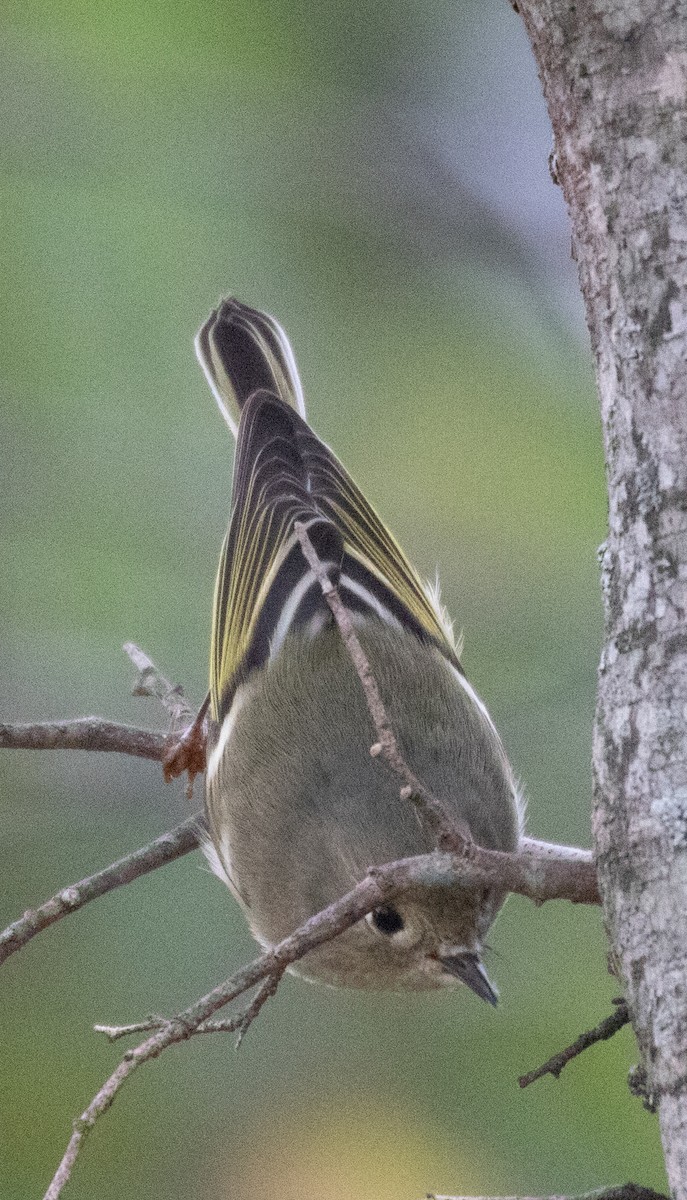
[439, 952, 499, 1006]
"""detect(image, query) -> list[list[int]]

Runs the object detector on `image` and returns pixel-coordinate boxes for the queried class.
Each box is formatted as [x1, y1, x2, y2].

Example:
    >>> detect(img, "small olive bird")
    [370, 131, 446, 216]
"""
[195, 299, 522, 1002]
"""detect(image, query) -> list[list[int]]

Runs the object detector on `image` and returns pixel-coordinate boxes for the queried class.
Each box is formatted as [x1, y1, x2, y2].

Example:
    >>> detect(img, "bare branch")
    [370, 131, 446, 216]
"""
[123, 642, 195, 728]
[0, 695, 599, 975]
[1, 643, 207, 766]
[45, 842, 601, 1196]
[294, 522, 470, 852]
[1, 642, 207, 767]
[0, 816, 202, 966]
[123, 642, 209, 794]
[94, 1008, 279, 1042]
[233, 972, 284, 1048]
[94, 1017, 170, 1042]
[0, 717, 168, 761]
[450, 841, 599, 906]
[3, 629, 601, 1195]
[519, 837, 593, 867]
[45, 991, 264, 1200]
[294, 521, 599, 904]
[425, 1188, 669, 1200]
[518, 999, 630, 1088]
[45, 864, 396, 1198]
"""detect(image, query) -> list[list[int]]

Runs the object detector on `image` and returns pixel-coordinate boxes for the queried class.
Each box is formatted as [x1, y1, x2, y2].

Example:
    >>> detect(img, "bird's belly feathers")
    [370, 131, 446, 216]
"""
[203, 623, 522, 948]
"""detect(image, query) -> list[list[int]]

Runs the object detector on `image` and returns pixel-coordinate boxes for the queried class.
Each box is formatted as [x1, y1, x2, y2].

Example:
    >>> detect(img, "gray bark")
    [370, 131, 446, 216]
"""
[517, 2, 687, 1194]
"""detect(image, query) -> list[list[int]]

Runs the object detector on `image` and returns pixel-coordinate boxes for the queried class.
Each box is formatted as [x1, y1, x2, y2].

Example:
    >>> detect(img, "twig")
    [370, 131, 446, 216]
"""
[0, 719, 594, 886]
[518, 999, 630, 1088]
[447, 841, 598, 905]
[0, 716, 599, 972]
[123, 642, 209, 794]
[233, 971, 285, 1048]
[519, 837, 593, 866]
[0, 717, 168, 761]
[293, 522, 599, 903]
[0, 817, 202, 966]
[94, 1017, 170, 1042]
[425, 1188, 669, 1200]
[44, 862, 398, 1199]
[94, 1009, 277, 1042]
[123, 642, 195, 728]
[45, 997, 261, 1200]
[1, 643, 203, 764]
[45, 844, 601, 1198]
[294, 522, 470, 852]
[1, 547, 602, 1197]
[1, 643, 208, 800]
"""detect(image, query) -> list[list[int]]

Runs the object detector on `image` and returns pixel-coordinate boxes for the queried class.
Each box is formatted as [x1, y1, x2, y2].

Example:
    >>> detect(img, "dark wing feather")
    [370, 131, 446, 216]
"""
[196, 298, 306, 436]
[211, 391, 459, 719]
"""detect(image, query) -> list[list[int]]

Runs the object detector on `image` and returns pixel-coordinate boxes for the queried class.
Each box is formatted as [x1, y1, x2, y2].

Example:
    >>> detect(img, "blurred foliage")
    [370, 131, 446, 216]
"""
[0, 0, 667, 1198]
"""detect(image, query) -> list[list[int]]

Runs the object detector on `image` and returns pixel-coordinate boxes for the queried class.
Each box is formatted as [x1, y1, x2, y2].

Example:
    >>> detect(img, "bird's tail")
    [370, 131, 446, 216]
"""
[195, 297, 306, 438]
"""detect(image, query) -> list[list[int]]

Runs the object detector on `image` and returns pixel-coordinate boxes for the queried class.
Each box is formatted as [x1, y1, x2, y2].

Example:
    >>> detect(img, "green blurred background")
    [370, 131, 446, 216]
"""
[0, 0, 666, 1196]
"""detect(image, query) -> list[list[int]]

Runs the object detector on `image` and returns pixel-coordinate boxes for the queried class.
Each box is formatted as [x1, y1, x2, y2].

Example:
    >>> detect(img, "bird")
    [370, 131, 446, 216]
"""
[194, 298, 523, 1002]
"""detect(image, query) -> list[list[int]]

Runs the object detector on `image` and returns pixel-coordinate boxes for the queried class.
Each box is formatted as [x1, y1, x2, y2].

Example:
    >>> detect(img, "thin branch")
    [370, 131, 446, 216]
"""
[294, 522, 470, 851]
[519, 837, 593, 867]
[518, 999, 630, 1088]
[1, 641, 206, 765]
[0, 714, 598, 973]
[45, 994, 263, 1200]
[3, 628, 602, 1195]
[233, 971, 285, 1048]
[94, 1017, 170, 1042]
[45, 862, 398, 1199]
[123, 642, 195, 728]
[0, 817, 202, 966]
[124, 642, 209, 794]
[46, 843, 601, 1197]
[425, 1188, 669, 1200]
[446, 841, 598, 906]
[294, 522, 599, 903]
[94, 1009, 274, 1042]
[0, 711, 208, 795]
[0, 717, 168, 761]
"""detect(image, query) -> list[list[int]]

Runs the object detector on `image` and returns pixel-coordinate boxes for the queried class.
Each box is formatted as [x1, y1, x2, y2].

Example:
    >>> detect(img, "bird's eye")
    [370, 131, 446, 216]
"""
[368, 906, 405, 935]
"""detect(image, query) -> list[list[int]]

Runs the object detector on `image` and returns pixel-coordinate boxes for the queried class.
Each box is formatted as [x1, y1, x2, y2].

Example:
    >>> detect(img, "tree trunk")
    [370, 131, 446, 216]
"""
[517, 3, 687, 1195]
